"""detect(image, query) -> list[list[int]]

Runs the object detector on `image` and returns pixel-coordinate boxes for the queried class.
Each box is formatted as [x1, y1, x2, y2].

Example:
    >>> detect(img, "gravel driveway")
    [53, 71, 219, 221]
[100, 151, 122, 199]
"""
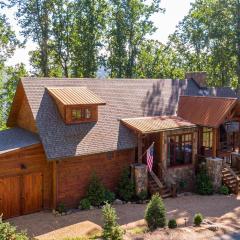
[8, 194, 240, 239]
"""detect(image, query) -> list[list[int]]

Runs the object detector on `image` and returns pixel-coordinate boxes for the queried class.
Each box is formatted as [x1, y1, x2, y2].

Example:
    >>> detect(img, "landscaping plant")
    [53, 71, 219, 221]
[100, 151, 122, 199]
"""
[79, 198, 91, 210]
[0, 216, 29, 240]
[87, 173, 106, 207]
[137, 190, 148, 201]
[196, 169, 213, 195]
[145, 193, 166, 231]
[117, 168, 135, 201]
[104, 189, 116, 203]
[194, 213, 203, 226]
[102, 203, 123, 240]
[168, 219, 177, 229]
[219, 185, 229, 195]
[56, 203, 66, 213]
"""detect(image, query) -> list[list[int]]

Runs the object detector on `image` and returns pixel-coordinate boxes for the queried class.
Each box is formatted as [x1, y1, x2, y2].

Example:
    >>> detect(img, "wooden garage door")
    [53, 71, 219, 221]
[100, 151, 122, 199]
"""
[0, 172, 43, 219]
[0, 176, 21, 219]
[22, 172, 43, 214]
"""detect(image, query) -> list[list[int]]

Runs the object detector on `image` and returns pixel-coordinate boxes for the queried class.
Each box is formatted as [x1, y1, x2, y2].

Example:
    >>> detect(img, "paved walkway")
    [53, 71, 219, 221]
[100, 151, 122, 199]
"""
[8, 194, 240, 239]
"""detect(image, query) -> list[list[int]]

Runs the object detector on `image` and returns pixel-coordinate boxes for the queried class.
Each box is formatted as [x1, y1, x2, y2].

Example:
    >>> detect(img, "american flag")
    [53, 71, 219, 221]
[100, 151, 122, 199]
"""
[146, 143, 154, 172]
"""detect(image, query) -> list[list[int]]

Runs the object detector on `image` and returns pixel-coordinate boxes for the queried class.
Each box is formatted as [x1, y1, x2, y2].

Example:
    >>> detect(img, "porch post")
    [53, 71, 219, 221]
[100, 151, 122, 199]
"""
[137, 134, 143, 163]
[158, 132, 164, 178]
[212, 128, 217, 158]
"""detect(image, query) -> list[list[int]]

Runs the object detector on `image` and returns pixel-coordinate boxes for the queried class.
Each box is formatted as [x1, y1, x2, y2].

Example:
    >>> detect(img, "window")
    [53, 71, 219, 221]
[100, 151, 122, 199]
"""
[71, 108, 92, 121]
[167, 133, 193, 167]
[202, 127, 213, 150]
[85, 108, 91, 119]
[72, 109, 82, 120]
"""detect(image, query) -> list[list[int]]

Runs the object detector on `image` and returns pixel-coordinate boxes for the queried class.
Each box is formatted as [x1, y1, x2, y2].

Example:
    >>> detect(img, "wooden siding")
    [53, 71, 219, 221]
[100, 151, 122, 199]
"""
[57, 148, 135, 208]
[16, 93, 37, 133]
[0, 144, 52, 218]
[7, 81, 37, 133]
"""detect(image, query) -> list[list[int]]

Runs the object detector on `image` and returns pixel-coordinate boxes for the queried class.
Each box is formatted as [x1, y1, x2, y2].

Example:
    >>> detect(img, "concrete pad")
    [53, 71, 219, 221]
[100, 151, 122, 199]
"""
[34, 221, 102, 240]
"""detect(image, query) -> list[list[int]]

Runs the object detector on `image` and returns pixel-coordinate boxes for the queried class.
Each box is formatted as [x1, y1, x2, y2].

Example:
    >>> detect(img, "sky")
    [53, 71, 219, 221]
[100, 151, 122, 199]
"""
[4, 0, 195, 71]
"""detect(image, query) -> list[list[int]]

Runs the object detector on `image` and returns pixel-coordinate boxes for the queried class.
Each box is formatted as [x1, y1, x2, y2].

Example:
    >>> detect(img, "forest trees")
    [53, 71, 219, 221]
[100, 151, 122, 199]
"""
[0, 13, 27, 129]
[169, 0, 240, 88]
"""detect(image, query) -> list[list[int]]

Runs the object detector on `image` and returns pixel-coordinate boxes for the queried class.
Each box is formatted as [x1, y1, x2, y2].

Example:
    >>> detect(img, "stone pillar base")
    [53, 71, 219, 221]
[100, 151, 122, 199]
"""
[131, 163, 148, 195]
[206, 157, 223, 191]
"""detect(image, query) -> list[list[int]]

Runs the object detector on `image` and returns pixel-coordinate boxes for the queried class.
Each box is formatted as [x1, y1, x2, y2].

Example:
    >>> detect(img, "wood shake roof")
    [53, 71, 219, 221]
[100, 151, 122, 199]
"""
[177, 96, 238, 128]
[47, 87, 106, 105]
[121, 116, 196, 134]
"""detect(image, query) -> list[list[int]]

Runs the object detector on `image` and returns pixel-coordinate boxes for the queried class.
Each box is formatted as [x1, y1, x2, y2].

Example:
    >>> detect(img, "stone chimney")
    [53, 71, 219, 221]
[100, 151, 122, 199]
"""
[185, 72, 208, 88]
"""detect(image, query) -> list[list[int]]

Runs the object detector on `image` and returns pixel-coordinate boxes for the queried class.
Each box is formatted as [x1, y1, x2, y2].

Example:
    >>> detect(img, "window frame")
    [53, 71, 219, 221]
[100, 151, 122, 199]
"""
[202, 127, 213, 150]
[70, 107, 93, 122]
[167, 133, 193, 168]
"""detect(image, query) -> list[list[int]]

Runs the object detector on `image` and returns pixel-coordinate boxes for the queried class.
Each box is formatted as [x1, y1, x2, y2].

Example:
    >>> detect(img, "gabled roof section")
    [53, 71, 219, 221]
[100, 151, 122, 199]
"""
[0, 128, 40, 155]
[177, 96, 238, 128]
[121, 116, 196, 134]
[47, 87, 106, 106]
[21, 77, 200, 160]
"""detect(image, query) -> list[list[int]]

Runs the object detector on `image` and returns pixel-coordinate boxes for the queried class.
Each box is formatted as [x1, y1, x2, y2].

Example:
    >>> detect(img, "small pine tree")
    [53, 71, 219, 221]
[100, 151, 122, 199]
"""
[117, 168, 135, 201]
[194, 213, 203, 226]
[102, 203, 123, 240]
[87, 173, 106, 206]
[145, 194, 166, 231]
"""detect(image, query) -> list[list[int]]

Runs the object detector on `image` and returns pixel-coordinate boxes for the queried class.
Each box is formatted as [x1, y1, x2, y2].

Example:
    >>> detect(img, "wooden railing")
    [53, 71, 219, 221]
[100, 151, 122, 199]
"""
[149, 171, 164, 195]
[159, 164, 177, 197]
[223, 162, 240, 194]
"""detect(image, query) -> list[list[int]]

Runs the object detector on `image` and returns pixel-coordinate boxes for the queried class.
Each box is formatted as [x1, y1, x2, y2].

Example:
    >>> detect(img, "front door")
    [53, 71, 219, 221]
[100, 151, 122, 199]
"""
[22, 172, 43, 214]
[0, 176, 21, 219]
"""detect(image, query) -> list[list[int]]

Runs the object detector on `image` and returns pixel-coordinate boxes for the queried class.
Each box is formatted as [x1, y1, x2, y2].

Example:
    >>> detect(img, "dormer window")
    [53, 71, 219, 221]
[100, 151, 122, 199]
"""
[71, 108, 92, 122]
[47, 87, 106, 124]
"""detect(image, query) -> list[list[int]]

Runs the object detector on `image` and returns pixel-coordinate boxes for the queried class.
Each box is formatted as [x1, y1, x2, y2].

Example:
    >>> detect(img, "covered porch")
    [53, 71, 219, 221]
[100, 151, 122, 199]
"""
[121, 115, 198, 196]
[178, 96, 240, 194]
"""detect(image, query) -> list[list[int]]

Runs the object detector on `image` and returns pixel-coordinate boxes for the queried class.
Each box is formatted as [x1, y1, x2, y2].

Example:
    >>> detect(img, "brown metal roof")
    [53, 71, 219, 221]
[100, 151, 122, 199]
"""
[177, 96, 238, 128]
[121, 116, 196, 134]
[47, 87, 106, 105]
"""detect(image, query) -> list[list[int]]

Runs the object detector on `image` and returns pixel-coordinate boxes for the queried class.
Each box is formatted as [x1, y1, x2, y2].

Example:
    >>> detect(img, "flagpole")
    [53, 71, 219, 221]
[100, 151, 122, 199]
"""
[137, 141, 154, 163]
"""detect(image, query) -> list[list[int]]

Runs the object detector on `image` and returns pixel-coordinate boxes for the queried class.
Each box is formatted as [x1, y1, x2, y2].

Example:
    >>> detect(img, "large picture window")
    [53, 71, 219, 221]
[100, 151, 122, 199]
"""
[167, 133, 193, 167]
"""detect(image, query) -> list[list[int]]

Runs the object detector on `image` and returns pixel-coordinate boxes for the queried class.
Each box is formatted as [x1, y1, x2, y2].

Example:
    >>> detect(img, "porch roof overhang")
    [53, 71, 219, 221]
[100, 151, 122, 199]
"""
[121, 115, 196, 134]
[177, 96, 238, 128]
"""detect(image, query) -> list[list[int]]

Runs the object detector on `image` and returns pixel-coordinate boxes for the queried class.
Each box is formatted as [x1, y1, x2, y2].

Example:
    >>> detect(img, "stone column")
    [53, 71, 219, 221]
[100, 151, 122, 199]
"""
[206, 157, 223, 191]
[131, 163, 148, 195]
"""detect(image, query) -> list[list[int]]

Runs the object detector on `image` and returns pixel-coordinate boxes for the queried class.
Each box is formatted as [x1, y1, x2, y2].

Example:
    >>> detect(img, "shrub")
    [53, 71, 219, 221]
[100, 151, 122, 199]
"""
[219, 185, 229, 195]
[87, 173, 106, 207]
[0, 216, 29, 240]
[104, 189, 116, 203]
[102, 203, 123, 240]
[168, 219, 177, 229]
[117, 168, 135, 201]
[196, 169, 213, 195]
[145, 193, 166, 231]
[79, 198, 91, 210]
[137, 190, 148, 201]
[194, 213, 203, 226]
[56, 203, 66, 213]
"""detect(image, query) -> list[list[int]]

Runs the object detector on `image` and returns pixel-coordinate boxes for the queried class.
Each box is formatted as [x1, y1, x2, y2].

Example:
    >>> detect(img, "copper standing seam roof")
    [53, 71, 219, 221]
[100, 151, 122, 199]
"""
[121, 116, 196, 134]
[47, 87, 106, 105]
[177, 96, 238, 128]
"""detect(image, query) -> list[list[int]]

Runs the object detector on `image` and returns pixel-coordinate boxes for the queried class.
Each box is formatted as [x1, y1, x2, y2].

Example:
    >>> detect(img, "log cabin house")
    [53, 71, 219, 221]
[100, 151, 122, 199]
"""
[0, 73, 240, 219]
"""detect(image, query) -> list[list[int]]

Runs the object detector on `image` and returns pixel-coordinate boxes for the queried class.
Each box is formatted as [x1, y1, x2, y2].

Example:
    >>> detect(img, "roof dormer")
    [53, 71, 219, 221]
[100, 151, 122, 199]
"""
[47, 87, 106, 124]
